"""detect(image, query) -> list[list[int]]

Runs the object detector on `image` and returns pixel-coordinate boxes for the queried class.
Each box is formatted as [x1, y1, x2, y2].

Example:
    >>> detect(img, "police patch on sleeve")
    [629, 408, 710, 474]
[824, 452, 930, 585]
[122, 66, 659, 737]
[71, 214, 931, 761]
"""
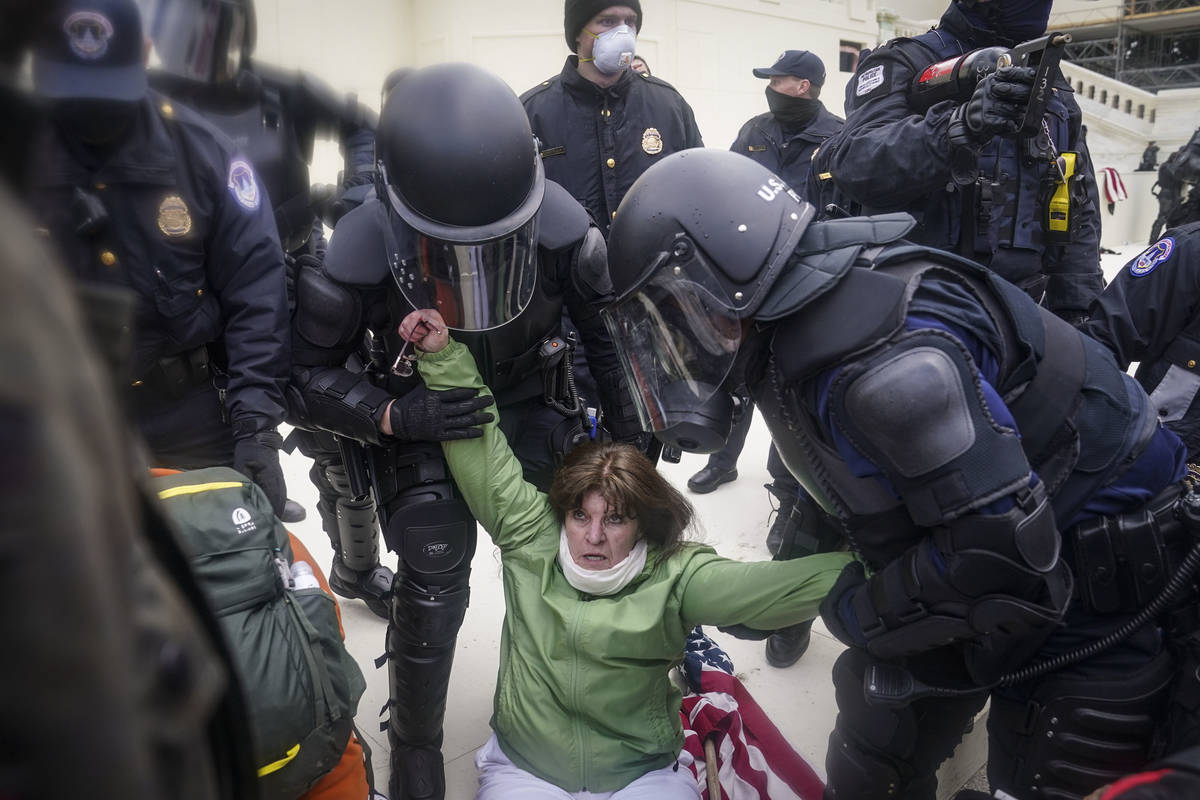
[227, 159, 261, 211]
[1130, 236, 1175, 277]
[855, 64, 887, 97]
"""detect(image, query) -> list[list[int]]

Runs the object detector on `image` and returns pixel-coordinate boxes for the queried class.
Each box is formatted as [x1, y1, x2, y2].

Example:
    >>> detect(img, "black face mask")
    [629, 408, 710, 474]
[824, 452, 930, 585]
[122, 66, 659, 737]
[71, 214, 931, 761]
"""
[50, 99, 139, 150]
[765, 88, 819, 130]
[958, 0, 1052, 45]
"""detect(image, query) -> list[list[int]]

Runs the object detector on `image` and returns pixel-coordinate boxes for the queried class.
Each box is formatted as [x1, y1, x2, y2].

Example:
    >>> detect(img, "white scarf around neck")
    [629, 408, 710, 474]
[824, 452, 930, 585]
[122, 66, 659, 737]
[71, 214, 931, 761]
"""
[557, 526, 648, 596]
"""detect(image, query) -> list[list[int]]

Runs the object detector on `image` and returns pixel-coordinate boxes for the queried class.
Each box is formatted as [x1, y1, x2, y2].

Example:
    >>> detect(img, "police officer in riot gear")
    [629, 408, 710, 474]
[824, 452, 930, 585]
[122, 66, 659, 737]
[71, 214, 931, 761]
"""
[287, 62, 640, 800]
[30, 0, 292, 518]
[602, 149, 1194, 799]
[814, 0, 1104, 324]
[138, 0, 377, 528]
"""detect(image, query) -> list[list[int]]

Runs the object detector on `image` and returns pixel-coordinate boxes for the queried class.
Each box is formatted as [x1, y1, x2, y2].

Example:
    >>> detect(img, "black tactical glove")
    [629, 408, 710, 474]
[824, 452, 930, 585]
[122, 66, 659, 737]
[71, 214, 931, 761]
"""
[386, 385, 495, 442]
[949, 66, 1036, 147]
[233, 429, 287, 517]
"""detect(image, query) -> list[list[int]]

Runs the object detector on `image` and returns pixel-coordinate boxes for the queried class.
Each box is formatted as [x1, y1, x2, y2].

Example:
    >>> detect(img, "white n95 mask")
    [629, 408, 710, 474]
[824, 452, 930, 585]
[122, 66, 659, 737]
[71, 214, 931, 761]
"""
[584, 25, 637, 75]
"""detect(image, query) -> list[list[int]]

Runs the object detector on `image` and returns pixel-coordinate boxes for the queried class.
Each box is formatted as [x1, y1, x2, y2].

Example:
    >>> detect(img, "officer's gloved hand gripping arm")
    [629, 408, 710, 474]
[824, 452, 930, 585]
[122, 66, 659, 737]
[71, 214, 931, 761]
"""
[384, 310, 495, 440]
[815, 334, 1070, 680]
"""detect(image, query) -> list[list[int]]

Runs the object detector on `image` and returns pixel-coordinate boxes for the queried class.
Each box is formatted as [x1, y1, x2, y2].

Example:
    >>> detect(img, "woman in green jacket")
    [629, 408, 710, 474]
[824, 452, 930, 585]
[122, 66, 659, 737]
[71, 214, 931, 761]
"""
[400, 309, 853, 799]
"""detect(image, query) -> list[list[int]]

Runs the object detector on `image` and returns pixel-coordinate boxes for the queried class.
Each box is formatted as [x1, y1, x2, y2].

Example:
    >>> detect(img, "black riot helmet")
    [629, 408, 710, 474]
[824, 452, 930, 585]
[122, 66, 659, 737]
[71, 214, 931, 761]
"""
[602, 149, 815, 453]
[137, 0, 255, 84]
[377, 62, 545, 331]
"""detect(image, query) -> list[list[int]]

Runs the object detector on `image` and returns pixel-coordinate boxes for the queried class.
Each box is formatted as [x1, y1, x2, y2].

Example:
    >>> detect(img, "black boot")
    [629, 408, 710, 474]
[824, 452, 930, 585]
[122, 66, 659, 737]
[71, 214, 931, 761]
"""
[328, 557, 393, 619]
[326, 487, 392, 619]
[279, 498, 307, 523]
[687, 464, 738, 494]
[765, 620, 813, 668]
[764, 481, 798, 556]
[389, 742, 444, 800]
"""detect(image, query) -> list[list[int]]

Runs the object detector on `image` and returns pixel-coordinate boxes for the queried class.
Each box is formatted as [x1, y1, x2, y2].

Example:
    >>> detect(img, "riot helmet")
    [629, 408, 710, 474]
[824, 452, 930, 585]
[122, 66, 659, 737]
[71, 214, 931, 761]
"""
[602, 149, 814, 453]
[377, 62, 544, 331]
[137, 0, 255, 84]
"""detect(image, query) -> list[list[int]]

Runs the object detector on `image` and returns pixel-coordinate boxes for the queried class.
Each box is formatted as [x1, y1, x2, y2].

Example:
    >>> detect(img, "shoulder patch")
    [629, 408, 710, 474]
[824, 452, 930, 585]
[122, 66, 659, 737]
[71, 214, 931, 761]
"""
[227, 159, 261, 211]
[855, 64, 887, 97]
[1130, 237, 1175, 276]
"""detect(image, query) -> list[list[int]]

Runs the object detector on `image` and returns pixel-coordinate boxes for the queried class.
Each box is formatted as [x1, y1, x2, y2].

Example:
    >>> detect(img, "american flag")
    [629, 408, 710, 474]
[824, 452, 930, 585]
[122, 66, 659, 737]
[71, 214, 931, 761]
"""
[678, 628, 826, 800]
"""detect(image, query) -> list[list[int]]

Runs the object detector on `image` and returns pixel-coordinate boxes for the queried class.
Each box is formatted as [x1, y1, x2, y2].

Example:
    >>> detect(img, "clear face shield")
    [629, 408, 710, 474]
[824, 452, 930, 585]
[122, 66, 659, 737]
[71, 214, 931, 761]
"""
[601, 248, 743, 452]
[138, 0, 246, 83]
[385, 185, 539, 331]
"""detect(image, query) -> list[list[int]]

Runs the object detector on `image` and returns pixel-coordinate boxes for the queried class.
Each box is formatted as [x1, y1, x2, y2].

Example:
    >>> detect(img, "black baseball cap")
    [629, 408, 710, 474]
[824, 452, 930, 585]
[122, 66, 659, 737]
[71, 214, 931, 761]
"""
[752, 50, 826, 87]
[32, 0, 147, 101]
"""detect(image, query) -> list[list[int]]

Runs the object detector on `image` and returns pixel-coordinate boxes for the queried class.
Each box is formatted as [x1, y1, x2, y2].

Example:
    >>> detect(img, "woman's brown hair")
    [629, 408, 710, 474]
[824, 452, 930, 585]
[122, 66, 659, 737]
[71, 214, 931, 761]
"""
[547, 441, 694, 560]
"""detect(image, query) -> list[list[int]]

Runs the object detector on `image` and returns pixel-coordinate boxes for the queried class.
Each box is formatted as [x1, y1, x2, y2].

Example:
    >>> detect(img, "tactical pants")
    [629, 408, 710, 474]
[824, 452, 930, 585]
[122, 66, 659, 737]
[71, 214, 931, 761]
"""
[824, 616, 1175, 800]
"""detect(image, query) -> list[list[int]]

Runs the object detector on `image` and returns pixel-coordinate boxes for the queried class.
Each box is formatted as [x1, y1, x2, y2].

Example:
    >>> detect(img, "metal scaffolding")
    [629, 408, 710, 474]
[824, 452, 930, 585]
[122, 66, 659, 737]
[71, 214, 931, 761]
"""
[1054, 0, 1200, 91]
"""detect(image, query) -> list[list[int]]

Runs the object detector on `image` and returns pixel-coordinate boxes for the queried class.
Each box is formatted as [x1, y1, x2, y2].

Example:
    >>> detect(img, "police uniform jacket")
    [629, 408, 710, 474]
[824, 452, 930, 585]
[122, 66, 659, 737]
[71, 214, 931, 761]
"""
[32, 92, 290, 439]
[729, 104, 843, 195]
[1084, 223, 1200, 456]
[820, 4, 1104, 316]
[522, 57, 703, 237]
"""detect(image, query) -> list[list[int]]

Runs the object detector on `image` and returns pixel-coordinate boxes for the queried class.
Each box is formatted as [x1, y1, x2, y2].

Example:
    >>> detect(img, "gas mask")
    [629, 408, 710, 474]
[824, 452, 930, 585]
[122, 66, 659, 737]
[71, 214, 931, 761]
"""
[601, 257, 743, 454]
[584, 25, 637, 75]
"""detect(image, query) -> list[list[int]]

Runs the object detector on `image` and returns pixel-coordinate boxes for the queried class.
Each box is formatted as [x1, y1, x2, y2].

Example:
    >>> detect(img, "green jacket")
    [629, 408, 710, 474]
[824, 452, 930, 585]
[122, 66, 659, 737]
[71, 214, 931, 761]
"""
[419, 341, 853, 793]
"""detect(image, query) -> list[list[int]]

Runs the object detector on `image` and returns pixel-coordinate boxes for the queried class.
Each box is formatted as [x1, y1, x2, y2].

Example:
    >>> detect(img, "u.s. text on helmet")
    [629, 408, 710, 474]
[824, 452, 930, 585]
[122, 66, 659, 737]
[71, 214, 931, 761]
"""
[376, 62, 546, 331]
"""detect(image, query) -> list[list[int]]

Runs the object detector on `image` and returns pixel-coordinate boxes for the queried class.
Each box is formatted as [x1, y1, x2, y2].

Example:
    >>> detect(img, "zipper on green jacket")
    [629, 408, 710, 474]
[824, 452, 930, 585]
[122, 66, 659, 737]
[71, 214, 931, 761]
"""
[569, 595, 590, 790]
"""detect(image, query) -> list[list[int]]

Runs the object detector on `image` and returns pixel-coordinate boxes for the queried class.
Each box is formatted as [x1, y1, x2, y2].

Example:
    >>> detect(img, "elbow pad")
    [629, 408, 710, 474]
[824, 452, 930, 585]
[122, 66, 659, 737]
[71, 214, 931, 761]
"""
[294, 366, 393, 446]
[852, 483, 1070, 662]
[571, 226, 612, 299]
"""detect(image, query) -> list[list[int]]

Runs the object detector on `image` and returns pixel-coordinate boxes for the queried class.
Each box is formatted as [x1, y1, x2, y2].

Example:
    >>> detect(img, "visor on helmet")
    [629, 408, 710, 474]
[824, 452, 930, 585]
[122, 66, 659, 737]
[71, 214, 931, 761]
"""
[138, 0, 247, 83]
[388, 203, 540, 332]
[601, 248, 742, 436]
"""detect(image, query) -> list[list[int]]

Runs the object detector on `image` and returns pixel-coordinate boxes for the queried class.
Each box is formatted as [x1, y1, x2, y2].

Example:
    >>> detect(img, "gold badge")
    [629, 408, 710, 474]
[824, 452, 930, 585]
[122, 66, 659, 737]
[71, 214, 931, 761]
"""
[641, 127, 664, 156]
[157, 194, 192, 237]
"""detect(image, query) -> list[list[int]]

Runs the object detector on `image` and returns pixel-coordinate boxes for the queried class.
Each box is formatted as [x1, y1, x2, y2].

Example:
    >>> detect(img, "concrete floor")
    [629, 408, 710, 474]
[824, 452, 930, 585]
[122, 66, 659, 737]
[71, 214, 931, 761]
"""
[278, 242, 1145, 799]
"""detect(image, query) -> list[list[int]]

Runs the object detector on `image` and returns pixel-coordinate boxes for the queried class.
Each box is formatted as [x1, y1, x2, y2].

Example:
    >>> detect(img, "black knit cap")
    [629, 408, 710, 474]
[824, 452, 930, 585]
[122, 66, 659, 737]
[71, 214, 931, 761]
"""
[564, 0, 643, 52]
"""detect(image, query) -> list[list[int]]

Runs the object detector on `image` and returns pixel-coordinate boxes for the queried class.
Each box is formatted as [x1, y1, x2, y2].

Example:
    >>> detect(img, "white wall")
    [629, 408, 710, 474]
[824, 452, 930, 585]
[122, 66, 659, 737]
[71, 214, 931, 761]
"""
[399, 0, 894, 150]
[244, 0, 1191, 247]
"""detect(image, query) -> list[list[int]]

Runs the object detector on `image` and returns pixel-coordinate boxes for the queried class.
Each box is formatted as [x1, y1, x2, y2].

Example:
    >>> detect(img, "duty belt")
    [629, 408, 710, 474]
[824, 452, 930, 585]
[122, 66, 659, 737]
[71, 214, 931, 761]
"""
[1067, 482, 1190, 617]
[128, 345, 216, 414]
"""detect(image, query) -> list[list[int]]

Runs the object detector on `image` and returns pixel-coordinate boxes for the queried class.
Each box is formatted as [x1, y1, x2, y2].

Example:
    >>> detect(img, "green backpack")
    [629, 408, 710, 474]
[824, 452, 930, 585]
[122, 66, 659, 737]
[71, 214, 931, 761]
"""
[153, 467, 367, 799]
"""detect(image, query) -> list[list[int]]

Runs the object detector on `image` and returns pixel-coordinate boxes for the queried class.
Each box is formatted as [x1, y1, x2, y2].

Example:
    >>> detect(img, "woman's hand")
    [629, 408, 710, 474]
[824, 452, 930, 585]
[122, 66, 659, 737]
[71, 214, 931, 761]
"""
[399, 309, 449, 353]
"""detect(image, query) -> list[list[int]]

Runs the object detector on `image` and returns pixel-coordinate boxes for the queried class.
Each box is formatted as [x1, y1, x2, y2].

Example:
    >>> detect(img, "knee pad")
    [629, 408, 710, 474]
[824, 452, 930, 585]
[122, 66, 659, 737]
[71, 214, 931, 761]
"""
[383, 485, 476, 575]
[989, 648, 1174, 799]
[825, 728, 906, 800]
